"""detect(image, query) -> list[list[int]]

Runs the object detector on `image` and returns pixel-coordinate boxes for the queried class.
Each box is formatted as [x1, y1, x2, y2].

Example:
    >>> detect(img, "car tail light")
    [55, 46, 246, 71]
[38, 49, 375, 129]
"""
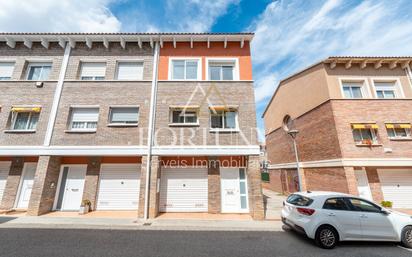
[297, 207, 315, 216]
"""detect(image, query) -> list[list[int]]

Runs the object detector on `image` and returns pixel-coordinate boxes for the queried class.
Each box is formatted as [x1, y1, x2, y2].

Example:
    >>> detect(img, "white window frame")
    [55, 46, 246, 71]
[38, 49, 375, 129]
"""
[168, 57, 202, 81]
[10, 110, 40, 132]
[67, 106, 99, 132]
[169, 107, 200, 126]
[79, 61, 106, 81]
[206, 57, 240, 81]
[26, 62, 52, 81]
[338, 78, 371, 99]
[371, 77, 404, 99]
[115, 60, 144, 80]
[0, 61, 15, 80]
[108, 105, 139, 126]
[209, 108, 239, 132]
[352, 127, 379, 145]
[385, 124, 412, 140]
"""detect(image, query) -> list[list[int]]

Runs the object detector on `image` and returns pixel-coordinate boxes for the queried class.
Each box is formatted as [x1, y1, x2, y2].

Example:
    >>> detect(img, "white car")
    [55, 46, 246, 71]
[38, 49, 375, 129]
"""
[281, 191, 412, 249]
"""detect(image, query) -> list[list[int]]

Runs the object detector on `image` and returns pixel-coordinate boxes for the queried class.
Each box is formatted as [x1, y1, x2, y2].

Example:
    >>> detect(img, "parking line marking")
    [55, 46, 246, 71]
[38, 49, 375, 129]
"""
[397, 246, 412, 252]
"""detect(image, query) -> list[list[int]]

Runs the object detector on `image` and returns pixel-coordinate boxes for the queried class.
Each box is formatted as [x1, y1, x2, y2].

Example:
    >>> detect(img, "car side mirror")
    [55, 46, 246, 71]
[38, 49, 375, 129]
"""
[380, 209, 390, 215]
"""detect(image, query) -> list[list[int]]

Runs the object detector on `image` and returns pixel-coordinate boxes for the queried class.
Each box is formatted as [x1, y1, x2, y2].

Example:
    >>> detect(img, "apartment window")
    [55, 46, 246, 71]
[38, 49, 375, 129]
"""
[170, 108, 198, 125]
[109, 107, 139, 125]
[374, 81, 397, 99]
[80, 62, 106, 80]
[171, 59, 199, 80]
[69, 108, 99, 131]
[116, 62, 143, 80]
[386, 124, 411, 139]
[342, 81, 364, 99]
[10, 107, 41, 131]
[208, 60, 235, 81]
[210, 107, 238, 130]
[27, 62, 52, 80]
[0, 62, 14, 80]
[352, 124, 379, 145]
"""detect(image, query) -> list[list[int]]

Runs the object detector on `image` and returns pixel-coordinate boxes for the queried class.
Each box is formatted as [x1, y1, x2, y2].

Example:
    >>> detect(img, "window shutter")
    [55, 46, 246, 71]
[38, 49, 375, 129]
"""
[116, 62, 143, 80]
[80, 63, 106, 77]
[0, 62, 14, 78]
[110, 108, 139, 122]
[71, 108, 99, 122]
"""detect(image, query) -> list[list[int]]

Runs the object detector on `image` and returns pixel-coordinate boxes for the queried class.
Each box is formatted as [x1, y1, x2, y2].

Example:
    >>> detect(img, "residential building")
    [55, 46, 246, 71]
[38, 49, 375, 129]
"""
[0, 33, 263, 220]
[263, 56, 412, 209]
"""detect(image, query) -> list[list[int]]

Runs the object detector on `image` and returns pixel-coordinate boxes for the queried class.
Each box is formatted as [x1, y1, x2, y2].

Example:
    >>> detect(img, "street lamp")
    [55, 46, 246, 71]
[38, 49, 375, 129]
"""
[287, 129, 303, 192]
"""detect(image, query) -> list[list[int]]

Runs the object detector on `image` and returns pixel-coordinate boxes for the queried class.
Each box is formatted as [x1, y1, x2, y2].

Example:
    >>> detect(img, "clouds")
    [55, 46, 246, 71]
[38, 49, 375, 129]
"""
[250, 0, 412, 107]
[0, 0, 121, 32]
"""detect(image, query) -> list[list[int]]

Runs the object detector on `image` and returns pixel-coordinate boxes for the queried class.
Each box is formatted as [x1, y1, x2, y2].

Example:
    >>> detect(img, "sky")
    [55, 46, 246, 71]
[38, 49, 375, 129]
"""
[1, 0, 412, 140]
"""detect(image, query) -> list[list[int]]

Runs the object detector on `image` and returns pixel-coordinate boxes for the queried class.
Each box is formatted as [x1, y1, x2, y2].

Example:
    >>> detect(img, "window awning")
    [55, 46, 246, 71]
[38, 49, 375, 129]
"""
[11, 107, 41, 112]
[209, 105, 237, 112]
[352, 124, 378, 129]
[385, 123, 411, 129]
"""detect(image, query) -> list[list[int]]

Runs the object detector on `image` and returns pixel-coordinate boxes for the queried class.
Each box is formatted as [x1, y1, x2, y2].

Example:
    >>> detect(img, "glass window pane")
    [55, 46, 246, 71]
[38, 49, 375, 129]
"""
[351, 87, 362, 98]
[239, 181, 246, 194]
[352, 129, 362, 142]
[39, 66, 51, 80]
[209, 66, 221, 80]
[184, 112, 197, 123]
[185, 61, 198, 80]
[360, 129, 372, 140]
[87, 122, 97, 129]
[110, 108, 138, 123]
[384, 90, 395, 98]
[13, 112, 29, 129]
[240, 196, 247, 209]
[28, 113, 39, 129]
[172, 60, 185, 80]
[224, 111, 236, 129]
[349, 198, 381, 212]
[211, 114, 223, 128]
[323, 198, 350, 211]
[239, 168, 245, 179]
[387, 128, 396, 138]
[28, 67, 41, 80]
[222, 66, 233, 80]
[172, 111, 184, 123]
[394, 128, 407, 137]
[343, 87, 352, 98]
[376, 91, 384, 98]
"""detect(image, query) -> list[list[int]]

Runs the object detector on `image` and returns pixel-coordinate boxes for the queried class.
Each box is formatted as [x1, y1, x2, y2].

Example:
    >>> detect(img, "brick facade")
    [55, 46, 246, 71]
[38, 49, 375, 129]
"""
[81, 157, 102, 210]
[247, 155, 264, 220]
[27, 156, 61, 216]
[208, 156, 221, 214]
[365, 167, 384, 203]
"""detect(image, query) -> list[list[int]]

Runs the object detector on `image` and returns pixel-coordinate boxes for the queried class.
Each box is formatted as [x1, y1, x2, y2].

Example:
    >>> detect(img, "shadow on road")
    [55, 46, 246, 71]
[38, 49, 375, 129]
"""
[0, 216, 17, 224]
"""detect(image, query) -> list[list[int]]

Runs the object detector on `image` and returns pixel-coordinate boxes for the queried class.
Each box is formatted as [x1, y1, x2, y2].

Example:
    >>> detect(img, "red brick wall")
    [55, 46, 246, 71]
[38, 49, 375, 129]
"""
[266, 101, 342, 164]
[303, 167, 350, 193]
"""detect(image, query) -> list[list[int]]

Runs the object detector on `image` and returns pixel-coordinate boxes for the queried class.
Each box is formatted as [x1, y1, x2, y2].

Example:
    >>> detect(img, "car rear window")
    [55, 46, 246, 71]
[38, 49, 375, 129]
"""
[286, 194, 314, 206]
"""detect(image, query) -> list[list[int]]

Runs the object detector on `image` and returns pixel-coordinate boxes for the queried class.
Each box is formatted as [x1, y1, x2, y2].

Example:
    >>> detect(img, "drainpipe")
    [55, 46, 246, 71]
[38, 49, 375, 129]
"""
[43, 42, 71, 146]
[144, 42, 160, 220]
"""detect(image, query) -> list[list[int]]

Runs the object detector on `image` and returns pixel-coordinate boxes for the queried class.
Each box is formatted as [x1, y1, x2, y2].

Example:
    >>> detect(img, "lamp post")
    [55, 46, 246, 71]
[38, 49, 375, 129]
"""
[287, 129, 303, 192]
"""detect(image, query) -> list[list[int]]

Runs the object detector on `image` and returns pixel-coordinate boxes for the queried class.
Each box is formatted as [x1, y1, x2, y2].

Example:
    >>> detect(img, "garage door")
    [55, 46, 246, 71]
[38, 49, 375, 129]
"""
[96, 164, 141, 210]
[378, 169, 412, 208]
[159, 167, 208, 212]
[0, 162, 11, 202]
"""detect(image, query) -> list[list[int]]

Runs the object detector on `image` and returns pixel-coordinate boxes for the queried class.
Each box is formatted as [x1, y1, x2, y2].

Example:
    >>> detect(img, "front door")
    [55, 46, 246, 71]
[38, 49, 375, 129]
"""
[56, 165, 86, 211]
[221, 168, 248, 213]
[355, 169, 373, 201]
[16, 163, 37, 209]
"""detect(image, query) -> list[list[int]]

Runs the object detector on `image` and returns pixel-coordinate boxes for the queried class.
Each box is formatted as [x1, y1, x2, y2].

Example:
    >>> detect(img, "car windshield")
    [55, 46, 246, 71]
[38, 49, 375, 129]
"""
[286, 194, 314, 206]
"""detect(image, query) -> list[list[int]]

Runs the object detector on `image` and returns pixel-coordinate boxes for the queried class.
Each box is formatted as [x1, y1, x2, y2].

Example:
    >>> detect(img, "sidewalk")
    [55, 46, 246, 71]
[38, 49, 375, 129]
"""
[263, 188, 285, 220]
[0, 215, 283, 231]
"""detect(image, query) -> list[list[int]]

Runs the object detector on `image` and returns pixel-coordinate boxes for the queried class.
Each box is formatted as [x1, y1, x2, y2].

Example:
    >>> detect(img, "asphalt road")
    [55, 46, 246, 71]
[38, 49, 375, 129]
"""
[0, 226, 410, 257]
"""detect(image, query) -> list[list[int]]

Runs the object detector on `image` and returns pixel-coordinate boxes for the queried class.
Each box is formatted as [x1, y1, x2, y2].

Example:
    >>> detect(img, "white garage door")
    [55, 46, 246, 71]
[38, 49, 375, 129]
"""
[0, 162, 11, 202]
[96, 164, 141, 210]
[378, 169, 412, 209]
[160, 167, 208, 212]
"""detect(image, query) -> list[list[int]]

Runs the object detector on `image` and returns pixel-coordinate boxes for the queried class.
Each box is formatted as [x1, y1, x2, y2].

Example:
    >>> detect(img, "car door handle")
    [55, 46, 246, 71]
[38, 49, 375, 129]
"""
[328, 213, 336, 217]
[360, 214, 368, 218]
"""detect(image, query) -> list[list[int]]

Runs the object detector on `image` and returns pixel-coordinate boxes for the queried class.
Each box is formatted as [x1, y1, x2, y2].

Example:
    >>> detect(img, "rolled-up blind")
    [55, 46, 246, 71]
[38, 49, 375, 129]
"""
[116, 62, 143, 80]
[71, 108, 99, 122]
[0, 62, 14, 78]
[110, 107, 139, 122]
[80, 62, 106, 77]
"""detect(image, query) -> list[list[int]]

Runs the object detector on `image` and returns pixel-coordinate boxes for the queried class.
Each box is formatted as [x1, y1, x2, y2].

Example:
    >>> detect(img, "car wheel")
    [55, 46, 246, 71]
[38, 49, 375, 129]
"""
[401, 226, 412, 249]
[315, 225, 339, 249]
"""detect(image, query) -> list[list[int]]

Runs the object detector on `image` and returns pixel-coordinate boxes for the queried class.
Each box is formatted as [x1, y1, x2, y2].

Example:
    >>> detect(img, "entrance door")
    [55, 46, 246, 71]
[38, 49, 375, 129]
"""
[221, 168, 249, 213]
[0, 162, 11, 203]
[56, 165, 86, 211]
[355, 169, 373, 201]
[16, 163, 37, 209]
